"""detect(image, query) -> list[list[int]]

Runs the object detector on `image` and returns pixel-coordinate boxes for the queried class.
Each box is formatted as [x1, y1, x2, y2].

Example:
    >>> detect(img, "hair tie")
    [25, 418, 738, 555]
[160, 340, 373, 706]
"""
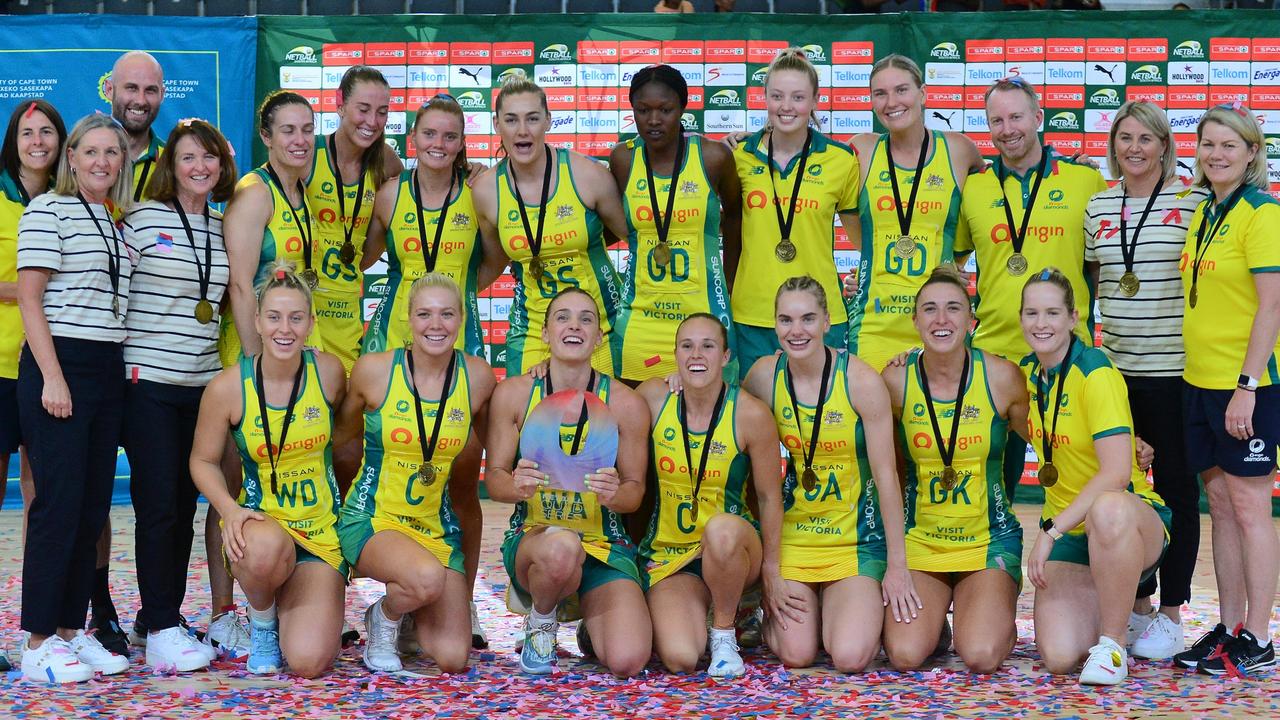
[276, 269, 286, 280]
[24, 102, 37, 119]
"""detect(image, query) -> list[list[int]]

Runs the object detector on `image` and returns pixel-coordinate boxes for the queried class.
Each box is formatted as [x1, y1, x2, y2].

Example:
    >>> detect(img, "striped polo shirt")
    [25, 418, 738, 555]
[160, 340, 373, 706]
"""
[123, 201, 229, 386]
[1084, 178, 1207, 377]
[17, 193, 132, 343]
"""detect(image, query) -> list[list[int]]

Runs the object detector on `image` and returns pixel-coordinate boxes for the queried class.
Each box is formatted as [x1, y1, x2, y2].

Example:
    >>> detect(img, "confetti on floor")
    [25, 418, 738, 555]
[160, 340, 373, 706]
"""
[0, 504, 1276, 719]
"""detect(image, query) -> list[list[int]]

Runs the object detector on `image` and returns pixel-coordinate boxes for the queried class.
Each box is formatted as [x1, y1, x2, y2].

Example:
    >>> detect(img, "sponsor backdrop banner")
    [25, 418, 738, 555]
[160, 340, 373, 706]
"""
[0, 16, 258, 171]
[259, 12, 1279, 494]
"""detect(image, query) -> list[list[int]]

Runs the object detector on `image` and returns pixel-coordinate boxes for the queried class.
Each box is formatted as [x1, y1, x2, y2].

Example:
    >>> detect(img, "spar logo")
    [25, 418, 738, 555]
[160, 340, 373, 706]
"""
[1047, 111, 1080, 131]
[539, 44, 573, 62]
[751, 67, 769, 85]
[801, 44, 827, 63]
[1267, 137, 1280, 157]
[709, 89, 741, 107]
[1089, 88, 1121, 108]
[456, 91, 485, 109]
[1173, 40, 1205, 59]
[1131, 64, 1163, 82]
[284, 46, 318, 64]
[931, 42, 961, 60]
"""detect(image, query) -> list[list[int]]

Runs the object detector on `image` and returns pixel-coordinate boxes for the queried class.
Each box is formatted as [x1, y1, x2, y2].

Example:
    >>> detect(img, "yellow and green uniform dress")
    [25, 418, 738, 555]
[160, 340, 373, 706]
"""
[1021, 340, 1170, 566]
[231, 349, 346, 575]
[1181, 185, 1280, 390]
[336, 348, 472, 573]
[957, 148, 1107, 361]
[495, 149, 622, 375]
[732, 130, 859, 377]
[849, 131, 963, 371]
[610, 136, 734, 382]
[899, 348, 1022, 584]
[0, 170, 30, 382]
[218, 167, 323, 367]
[362, 170, 483, 358]
[771, 351, 886, 583]
[307, 135, 378, 373]
[131, 132, 164, 203]
[500, 375, 640, 609]
[638, 387, 755, 589]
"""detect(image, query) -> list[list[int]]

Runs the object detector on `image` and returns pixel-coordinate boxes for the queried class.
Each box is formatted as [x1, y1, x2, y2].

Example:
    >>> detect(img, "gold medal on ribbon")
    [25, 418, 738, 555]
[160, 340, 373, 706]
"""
[801, 467, 819, 492]
[301, 268, 319, 290]
[1038, 462, 1058, 488]
[894, 235, 917, 259]
[652, 240, 672, 267]
[688, 502, 698, 524]
[417, 463, 436, 486]
[195, 299, 214, 325]
[1189, 286, 1198, 309]
[940, 466, 957, 491]
[339, 240, 356, 266]
[1118, 272, 1140, 297]
[1007, 252, 1028, 276]
[112, 297, 120, 317]
[528, 257, 545, 278]
[775, 239, 797, 263]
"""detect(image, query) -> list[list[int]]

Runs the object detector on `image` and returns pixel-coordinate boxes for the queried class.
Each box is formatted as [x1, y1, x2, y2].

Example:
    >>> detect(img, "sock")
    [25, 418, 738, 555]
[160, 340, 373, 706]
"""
[374, 599, 399, 626]
[92, 566, 117, 620]
[247, 603, 277, 627]
[529, 605, 557, 628]
[710, 626, 736, 645]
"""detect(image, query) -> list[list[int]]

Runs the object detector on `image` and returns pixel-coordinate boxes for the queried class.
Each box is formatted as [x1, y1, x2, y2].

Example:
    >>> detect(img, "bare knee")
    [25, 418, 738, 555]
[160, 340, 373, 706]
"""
[1084, 492, 1136, 542]
[831, 644, 877, 674]
[1037, 643, 1080, 675]
[605, 647, 649, 679]
[533, 533, 585, 585]
[958, 638, 1010, 674]
[701, 514, 746, 562]
[238, 534, 291, 581]
[434, 644, 470, 674]
[659, 646, 701, 674]
[885, 638, 930, 672]
[288, 650, 336, 679]
[400, 564, 446, 609]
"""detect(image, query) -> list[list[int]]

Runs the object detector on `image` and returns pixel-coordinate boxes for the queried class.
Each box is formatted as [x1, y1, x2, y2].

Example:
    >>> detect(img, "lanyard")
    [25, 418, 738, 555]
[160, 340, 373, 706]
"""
[173, 201, 213, 310]
[327, 133, 368, 265]
[784, 347, 832, 491]
[1118, 177, 1165, 277]
[413, 166, 457, 273]
[254, 354, 306, 496]
[78, 193, 123, 317]
[767, 129, 812, 244]
[997, 150, 1050, 258]
[406, 348, 456, 481]
[642, 135, 685, 247]
[546, 368, 596, 456]
[134, 158, 153, 203]
[1190, 185, 1246, 308]
[510, 146, 554, 272]
[886, 131, 930, 238]
[1035, 337, 1074, 472]
[678, 382, 728, 513]
[917, 350, 970, 488]
[264, 164, 314, 276]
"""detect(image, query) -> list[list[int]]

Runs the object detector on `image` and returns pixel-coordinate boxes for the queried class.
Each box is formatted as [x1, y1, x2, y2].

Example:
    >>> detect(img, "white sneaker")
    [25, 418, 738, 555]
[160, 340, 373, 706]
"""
[1132, 613, 1185, 660]
[206, 610, 251, 660]
[146, 627, 212, 673]
[1126, 610, 1156, 648]
[396, 613, 421, 655]
[362, 598, 403, 672]
[470, 601, 489, 649]
[21, 635, 93, 683]
[708, 629, 745, 678]
[1079, 636, 1128, 686]
[69, 630, 130, 675]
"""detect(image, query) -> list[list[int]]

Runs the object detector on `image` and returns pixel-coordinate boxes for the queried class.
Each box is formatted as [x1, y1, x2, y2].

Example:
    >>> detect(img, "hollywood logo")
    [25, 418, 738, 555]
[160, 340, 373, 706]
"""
[1173, 40, 1205, 59]
[931, 42, 961, 60]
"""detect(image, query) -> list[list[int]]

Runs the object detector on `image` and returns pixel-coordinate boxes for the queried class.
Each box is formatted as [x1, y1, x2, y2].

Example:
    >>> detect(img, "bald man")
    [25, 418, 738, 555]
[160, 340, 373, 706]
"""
[105, 51, 166, 203]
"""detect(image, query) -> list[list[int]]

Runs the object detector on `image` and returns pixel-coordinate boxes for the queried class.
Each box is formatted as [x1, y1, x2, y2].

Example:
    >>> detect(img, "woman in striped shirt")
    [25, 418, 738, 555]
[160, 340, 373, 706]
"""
[16, 113, 134, 683]
[121, 119, 237, 673]
[1083, 101, 1206, 662]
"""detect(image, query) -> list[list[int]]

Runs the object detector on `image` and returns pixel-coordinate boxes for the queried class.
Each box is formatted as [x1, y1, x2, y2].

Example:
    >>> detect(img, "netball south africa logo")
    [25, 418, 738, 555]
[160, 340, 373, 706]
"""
[519, 390, 618, 495]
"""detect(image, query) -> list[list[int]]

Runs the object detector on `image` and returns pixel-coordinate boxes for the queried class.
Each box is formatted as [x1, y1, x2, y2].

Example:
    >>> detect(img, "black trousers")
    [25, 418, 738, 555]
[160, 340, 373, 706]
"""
[123, 380, 205, 632]
[18, 338, 123, 635]
[1127, 374, 1200, 608]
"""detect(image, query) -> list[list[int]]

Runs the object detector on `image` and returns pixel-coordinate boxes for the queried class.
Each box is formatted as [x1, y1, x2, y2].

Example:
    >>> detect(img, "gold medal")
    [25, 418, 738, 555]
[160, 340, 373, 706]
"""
[301, 268, 319, 290]
[940, 466, 957, 491]
[894, 235, 917, 259]
[1007, 252, 1028, 276]
[688, 502, 698, 524]
[775, 239, 797, 263]
[1189, 286, 1198, 309]
[195, 299, 214, 325]
[417, 463, 436, 486]
[801, 467, 819, 492]
[1118, 272, 1140, 297]
[528, 257, 545, 278]
[652, 241, 672, 267]
[1038, 462, 1058, 488]
[339, 240, 356, 266]
[111, 297, 120, 317]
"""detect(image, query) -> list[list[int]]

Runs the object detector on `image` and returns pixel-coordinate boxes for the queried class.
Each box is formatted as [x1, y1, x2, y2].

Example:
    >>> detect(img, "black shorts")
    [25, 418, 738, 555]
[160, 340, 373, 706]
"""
[1184, 382, 1280, 477]
[0, 377, 19, 455]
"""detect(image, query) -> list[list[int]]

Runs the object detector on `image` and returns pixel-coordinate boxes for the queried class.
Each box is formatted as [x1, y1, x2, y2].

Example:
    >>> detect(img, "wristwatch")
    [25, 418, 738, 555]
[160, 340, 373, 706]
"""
[1040, 516, 1063, 540]
[1238, 374, 1259, 392]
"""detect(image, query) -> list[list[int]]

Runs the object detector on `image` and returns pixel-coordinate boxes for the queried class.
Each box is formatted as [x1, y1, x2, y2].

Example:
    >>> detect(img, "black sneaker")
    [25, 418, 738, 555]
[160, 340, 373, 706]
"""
[91, 613, 129, 657]
[1198, 629, 1276, 677]
[1172, 623, 1231, 670]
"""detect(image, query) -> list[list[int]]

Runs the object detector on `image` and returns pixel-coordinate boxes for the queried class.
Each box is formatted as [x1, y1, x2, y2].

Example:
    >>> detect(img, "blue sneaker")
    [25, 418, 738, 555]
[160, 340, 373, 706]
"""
[519, 617, 557, 675]
[247, 620, 283, 674]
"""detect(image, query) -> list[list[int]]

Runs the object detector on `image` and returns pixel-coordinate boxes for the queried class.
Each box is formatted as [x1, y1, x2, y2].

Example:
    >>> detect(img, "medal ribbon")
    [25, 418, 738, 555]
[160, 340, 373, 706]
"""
[546, 368, 596, 456]
[997, 150, 1049, 258]
[406, 348, 457, 473]
[254, 354, 306, 496]
[510, 146, 554, 272]
[767, 129, 813, 244]
[886, 131, 931, 240]
[173, 200, 213, 311]
[78, 193, 123, 317]
[264, 163, 314, 276]
[1190, 184, 1246, 305]
[413, 167, 457, 273]
[328, 133, 368, 262]
[642, 135, 685, 247]
[784, 347, 833, 480]
[1118, 177, 1164, 280]
[678, 382, 728, 510]
[917, 349, 971, 475]
[134, 158, 153, 203]
[1035, 336, 1074, 472]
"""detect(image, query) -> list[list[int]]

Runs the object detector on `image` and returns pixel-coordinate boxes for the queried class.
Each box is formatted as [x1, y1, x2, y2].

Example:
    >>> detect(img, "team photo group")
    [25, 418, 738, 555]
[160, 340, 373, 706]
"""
[1, 38, 1277, 691]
